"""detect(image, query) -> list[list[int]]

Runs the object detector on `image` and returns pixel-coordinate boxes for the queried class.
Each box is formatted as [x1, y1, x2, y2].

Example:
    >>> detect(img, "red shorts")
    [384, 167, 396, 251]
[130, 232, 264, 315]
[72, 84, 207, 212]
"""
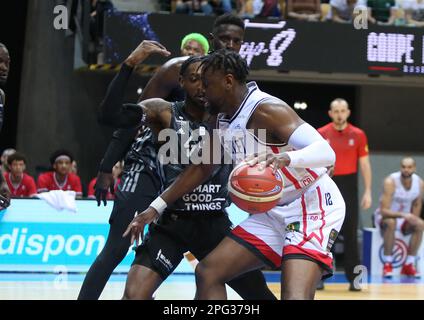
[229, 174, 346, 278]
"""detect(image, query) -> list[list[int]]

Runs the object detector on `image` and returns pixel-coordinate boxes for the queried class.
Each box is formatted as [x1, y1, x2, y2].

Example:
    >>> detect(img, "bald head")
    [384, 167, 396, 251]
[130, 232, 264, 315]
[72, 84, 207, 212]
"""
[330, 98, 349, 110]
[0, 43, 10, 86]
[400, 157, 416, 179]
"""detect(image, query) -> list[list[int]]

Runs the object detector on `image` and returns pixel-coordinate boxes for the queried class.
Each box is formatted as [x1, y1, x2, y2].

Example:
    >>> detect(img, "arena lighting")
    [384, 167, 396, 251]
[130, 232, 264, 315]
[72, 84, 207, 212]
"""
[137, 88, 143, 95]
[294, 102, 308, 110]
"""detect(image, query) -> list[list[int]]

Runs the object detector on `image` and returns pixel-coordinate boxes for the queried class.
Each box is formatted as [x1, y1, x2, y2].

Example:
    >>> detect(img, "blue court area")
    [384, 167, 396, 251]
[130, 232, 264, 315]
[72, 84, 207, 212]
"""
[1, 271, 424, 300]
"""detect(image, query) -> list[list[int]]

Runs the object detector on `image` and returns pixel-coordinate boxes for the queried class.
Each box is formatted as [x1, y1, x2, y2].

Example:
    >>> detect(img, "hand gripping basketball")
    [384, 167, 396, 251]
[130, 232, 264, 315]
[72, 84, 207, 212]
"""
[228, 161, 284, 214]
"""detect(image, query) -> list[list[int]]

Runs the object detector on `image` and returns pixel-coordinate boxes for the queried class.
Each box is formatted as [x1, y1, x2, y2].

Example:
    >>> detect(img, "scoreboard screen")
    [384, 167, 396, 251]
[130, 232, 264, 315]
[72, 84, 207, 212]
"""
[103, 12, 424, 76]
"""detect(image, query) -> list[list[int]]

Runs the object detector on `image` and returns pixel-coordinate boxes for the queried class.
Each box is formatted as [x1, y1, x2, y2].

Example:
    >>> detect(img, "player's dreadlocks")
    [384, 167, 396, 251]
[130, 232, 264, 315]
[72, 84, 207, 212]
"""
[200, 49, 249, 83]
[180, 55, 204, 77]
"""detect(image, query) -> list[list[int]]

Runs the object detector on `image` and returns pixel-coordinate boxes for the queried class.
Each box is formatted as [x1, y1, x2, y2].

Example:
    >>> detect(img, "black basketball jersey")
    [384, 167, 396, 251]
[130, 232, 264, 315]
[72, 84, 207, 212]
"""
[160, 101, 231, 212]
[124, 126, 158, 171]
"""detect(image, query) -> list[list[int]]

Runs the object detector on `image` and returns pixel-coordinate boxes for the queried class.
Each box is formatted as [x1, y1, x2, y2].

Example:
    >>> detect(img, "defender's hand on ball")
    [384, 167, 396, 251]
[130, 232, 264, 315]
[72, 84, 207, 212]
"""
[245, 152, 291, 173]
[123, 207, 159, 246]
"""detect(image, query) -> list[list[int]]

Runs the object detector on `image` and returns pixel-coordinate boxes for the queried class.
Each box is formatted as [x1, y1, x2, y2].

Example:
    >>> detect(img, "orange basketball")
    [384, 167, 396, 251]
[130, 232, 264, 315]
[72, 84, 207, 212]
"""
[228, 162, 284, 214]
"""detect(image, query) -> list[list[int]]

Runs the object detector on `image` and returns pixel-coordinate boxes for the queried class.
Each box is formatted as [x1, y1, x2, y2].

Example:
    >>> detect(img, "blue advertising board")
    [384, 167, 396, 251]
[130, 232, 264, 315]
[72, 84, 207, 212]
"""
[0, 199, 248, 273]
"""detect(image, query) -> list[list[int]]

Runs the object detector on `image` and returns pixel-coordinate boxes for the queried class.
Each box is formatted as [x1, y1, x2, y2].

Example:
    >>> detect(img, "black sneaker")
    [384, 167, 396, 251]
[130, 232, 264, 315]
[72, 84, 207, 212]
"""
[316, 280, 325, 290]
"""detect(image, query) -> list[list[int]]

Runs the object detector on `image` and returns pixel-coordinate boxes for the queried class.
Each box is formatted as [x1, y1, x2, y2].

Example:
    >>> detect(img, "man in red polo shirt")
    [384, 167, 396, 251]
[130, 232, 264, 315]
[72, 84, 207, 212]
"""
[318, 98, 372, 291]
[37, 150, 83, 198]
[3, 152, 37, 198]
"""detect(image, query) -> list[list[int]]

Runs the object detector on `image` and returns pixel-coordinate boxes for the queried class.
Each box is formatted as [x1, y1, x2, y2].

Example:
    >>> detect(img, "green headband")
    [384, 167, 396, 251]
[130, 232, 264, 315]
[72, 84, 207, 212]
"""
[181, 33, 209, 54]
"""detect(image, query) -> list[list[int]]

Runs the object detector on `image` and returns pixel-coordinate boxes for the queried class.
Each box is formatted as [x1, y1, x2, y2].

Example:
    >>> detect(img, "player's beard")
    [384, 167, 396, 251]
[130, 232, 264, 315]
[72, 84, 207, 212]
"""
[401, 172, 413, 179]
[205, 101, 219, 115]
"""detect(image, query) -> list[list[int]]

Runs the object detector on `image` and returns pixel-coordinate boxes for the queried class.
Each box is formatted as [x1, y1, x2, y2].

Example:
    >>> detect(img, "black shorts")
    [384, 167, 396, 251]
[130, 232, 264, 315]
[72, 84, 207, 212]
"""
[108, 164, 161, 231]
[132, 210, 233, 279]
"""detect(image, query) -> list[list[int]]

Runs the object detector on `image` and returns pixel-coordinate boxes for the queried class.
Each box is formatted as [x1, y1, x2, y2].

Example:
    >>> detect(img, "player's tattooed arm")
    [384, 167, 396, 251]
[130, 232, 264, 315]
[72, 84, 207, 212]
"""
[137, 98, 173, 135]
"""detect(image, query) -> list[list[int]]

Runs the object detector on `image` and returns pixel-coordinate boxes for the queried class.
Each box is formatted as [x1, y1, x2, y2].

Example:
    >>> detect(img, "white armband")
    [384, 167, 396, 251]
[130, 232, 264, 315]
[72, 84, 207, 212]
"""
[150, 196, 167, 215]
[285, 123, 335, 169]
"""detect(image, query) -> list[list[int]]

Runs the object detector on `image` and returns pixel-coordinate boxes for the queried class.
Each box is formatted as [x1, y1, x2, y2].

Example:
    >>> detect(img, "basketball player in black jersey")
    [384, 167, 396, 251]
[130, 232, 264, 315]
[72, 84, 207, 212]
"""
[79, 14, 273, 300]
[121, 56, 274, 300]
[0, 43, 11, 210]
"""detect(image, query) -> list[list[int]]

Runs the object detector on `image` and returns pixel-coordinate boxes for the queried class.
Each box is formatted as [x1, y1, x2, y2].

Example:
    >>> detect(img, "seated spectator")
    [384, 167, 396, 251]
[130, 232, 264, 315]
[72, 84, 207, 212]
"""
[237, 0, 266, 17]
[1, 148, 16, 174]
[37, 150, 83, 198]
[403, 0, 424, 26]
[181, 33, 210, 56]
[176, 0, 232, 15]
[88, 161, 123, 200]
[207, 0, 233, 15]
[328, 0, 370, 22]
[367, 0, 403, 24]
[257, 0, 281, 17]
[3, 152, 37, 198]
[286, 0, 322, 21]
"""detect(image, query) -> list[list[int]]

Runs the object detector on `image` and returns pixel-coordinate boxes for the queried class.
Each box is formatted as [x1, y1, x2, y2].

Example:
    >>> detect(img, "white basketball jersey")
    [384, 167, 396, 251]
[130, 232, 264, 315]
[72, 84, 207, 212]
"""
[217, 82, 327, 205]
[388, 172, 421, 213]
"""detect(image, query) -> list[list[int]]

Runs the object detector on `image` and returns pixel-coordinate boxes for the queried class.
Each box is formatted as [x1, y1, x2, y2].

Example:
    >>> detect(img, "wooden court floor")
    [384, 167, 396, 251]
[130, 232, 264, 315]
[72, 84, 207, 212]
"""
[1, 273, 424, 300]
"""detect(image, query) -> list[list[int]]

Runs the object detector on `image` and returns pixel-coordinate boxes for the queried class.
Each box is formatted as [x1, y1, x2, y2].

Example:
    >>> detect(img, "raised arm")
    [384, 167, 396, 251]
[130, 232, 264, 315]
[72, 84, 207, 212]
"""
[98, 40, 170, 127]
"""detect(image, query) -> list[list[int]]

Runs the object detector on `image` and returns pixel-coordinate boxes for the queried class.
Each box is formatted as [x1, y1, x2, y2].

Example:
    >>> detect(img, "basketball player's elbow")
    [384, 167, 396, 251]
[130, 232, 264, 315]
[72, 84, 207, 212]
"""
[327, 144, 336, 166]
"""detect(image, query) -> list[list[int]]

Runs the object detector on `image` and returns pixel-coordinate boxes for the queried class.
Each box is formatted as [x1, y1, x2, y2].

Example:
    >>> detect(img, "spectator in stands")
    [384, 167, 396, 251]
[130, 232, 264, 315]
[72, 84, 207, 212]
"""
[3, 152, 37, 198]
[207, 0, 233, 15]
[37, 150, 83, 198]
[367, 0, 406, 24]
[88, 161, 123, 200]
[1, 148, 16, 174]
[176, 0, 232, 15]
[257, 0, 281, 17]
[181, 33, 210, 56]
[286, 0, 322, 20]
[329, 0, 375, 23]
[404, 0, 424, 26]
[236, 0, 266, 17]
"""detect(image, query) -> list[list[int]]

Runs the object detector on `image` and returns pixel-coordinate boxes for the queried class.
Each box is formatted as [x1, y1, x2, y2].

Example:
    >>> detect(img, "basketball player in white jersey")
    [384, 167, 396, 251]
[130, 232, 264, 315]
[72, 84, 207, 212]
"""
[124, 49, 346, 300]
[375, 157, 424, 278]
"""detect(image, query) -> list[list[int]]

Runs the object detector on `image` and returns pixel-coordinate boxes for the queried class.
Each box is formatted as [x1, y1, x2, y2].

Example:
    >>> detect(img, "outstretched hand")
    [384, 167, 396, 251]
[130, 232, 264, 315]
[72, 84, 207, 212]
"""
[123, 207, 159, 246]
